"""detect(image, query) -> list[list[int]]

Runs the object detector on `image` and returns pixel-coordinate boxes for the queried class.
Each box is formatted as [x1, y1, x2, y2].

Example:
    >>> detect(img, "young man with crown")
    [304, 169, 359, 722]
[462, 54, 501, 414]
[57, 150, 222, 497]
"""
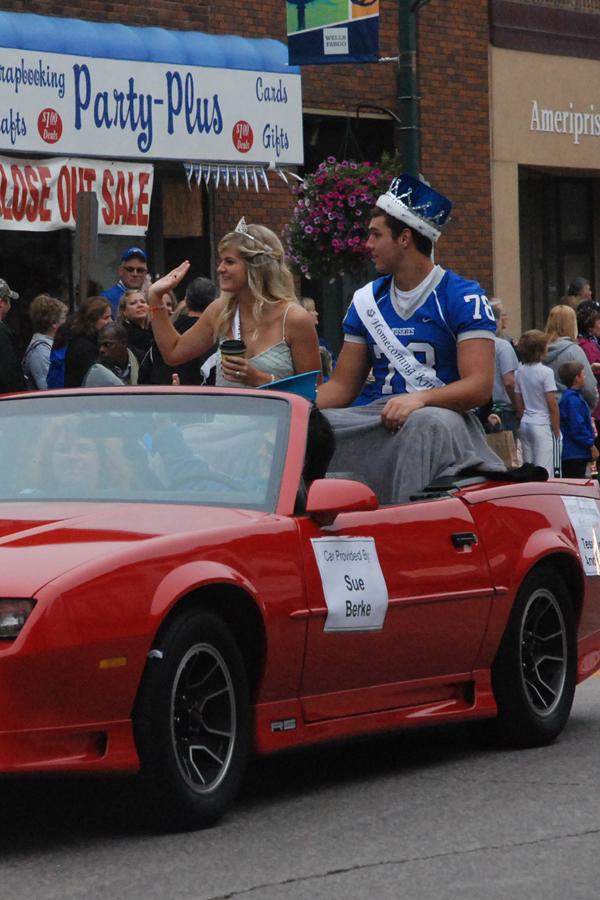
[317, 172, 505, 502]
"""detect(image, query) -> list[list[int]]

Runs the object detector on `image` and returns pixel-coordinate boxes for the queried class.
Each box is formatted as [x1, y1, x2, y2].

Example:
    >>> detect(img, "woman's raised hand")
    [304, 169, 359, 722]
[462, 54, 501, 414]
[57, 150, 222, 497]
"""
[148, 262, 191, 307]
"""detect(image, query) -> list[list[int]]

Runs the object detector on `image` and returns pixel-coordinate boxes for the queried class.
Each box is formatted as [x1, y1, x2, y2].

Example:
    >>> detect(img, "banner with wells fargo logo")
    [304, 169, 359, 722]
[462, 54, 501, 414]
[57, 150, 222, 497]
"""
[287, 0, 379, 65]
[0, 155, 154, 235]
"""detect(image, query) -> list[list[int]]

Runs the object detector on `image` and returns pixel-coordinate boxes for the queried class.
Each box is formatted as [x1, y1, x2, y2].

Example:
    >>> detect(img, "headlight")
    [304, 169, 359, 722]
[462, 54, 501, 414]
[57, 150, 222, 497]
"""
[0, 599, 36, 640]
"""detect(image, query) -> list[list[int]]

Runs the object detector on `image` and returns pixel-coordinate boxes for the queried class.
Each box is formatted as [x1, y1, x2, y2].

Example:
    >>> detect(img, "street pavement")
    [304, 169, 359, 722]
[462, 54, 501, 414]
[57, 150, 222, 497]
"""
[2, 676, 600, 900]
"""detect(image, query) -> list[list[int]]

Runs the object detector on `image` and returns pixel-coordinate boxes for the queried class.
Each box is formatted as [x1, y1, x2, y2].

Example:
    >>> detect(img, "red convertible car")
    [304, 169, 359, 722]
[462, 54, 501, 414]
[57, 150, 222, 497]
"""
[1, 387, 600, 829]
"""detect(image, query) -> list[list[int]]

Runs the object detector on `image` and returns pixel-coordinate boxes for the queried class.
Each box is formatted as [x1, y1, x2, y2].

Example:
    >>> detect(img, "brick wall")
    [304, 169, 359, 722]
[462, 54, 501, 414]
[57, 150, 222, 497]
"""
[212, 179, 297, 248]
[210, 2, 286, 38]
[420, 0, 493, 292]
[0, 1, 209, 29]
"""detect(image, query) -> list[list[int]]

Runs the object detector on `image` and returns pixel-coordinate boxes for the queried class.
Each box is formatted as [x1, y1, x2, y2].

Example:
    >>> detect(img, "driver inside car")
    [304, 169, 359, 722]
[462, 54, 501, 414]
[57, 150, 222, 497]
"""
[150, 423, 247, 493]
[149, 405, 336, 498]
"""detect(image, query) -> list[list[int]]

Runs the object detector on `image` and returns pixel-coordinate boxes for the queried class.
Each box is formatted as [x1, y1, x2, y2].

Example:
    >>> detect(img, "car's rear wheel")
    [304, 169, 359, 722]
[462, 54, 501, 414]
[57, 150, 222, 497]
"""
[491, 565, 577, 747]
[134, 610, 250, 830]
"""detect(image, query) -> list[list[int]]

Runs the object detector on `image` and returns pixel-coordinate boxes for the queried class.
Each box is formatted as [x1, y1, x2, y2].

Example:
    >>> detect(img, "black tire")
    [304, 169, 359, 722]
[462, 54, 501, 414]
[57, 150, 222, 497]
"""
[491, 565, 577, 748]
[133, 610, 251, 830]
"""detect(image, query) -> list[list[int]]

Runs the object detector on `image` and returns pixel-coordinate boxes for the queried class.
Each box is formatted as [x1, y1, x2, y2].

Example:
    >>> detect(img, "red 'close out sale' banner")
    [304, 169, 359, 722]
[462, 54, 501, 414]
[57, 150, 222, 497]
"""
[0, 156, 154, 235]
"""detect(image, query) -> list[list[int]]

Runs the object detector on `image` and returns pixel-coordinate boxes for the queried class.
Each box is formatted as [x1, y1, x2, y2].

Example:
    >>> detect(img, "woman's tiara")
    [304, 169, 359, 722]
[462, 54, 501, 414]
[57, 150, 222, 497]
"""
[233, 217, 275, 257]
[234, 216, 253, 237]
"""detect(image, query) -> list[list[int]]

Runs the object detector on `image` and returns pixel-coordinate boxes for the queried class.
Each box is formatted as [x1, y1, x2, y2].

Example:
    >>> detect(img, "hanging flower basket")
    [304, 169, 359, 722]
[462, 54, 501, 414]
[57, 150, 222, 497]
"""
[284, 155, 399, 281]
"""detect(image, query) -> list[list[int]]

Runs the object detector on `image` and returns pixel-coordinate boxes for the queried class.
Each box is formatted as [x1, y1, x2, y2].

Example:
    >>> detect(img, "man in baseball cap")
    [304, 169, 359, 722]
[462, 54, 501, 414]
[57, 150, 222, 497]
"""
[0, 278, 24, 393]
[100, 247, 148, 318]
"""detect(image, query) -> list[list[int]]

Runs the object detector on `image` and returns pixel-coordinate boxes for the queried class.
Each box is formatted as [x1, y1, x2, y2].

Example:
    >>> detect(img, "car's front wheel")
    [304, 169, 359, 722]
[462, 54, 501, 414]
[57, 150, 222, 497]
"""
[491, 565, 577, 747]
[134, 610, 250, 830]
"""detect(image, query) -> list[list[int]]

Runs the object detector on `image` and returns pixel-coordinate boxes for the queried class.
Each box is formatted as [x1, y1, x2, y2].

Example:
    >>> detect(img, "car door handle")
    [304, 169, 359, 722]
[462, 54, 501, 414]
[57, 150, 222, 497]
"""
[451, 531, 478, 549]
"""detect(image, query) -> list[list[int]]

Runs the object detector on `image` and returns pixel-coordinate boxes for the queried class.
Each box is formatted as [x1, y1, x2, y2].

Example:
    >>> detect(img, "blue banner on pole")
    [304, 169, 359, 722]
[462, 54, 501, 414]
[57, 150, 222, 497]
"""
[287, 1, 379, 66]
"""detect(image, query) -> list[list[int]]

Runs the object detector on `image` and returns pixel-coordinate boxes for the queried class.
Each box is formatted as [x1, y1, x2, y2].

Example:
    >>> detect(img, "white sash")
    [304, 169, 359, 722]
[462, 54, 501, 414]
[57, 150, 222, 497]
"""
[353, 279, 447, 392]
[200, 350, 218, 381]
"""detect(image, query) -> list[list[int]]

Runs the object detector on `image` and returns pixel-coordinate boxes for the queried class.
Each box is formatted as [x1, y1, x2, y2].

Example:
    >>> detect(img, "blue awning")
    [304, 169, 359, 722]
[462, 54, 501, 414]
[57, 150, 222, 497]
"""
[0, 11, 298, 74]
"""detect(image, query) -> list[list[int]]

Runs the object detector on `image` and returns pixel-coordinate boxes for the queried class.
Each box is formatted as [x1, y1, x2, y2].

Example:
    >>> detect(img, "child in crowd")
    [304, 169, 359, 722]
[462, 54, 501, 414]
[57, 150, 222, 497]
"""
[558, 361, 599, 477]
[515, 329, 561, 477]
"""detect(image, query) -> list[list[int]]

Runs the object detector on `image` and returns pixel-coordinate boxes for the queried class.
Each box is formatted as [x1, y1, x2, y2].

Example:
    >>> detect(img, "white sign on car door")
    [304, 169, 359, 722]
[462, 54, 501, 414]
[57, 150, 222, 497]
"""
[311, 536, 389, 632]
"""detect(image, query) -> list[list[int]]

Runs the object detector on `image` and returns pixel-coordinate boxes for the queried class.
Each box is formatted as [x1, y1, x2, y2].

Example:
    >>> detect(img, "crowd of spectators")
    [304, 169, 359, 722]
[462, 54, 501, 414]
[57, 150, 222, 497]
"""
[488, 279, 600, 479]
[2, 229, 599, 493]
[0, 250, 228, 391]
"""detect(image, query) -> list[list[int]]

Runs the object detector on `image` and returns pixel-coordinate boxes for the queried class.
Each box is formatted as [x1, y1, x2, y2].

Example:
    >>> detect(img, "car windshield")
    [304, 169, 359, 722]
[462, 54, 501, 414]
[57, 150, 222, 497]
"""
[0, 392, 291, 512]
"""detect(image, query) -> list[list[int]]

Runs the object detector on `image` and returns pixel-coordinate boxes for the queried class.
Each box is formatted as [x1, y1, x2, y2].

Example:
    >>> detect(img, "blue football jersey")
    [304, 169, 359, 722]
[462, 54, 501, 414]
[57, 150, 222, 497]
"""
[344, 270, 496, 402]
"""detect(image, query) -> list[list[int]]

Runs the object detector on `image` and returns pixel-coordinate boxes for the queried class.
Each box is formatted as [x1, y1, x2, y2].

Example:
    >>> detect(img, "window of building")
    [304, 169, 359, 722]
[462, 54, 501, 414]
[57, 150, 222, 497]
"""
[519, 169, 598, 327]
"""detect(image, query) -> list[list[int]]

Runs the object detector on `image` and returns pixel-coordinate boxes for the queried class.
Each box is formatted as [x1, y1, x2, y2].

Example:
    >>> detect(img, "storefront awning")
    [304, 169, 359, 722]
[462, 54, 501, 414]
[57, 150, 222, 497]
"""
[0, 12, 295, 73]
[0, 11, 303, 167]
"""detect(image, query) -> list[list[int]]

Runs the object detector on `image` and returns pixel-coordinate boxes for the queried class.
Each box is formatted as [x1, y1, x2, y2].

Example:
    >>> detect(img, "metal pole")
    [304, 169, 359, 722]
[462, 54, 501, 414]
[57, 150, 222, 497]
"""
[397, 0, 430, 176]
[297, 2, 306, 30]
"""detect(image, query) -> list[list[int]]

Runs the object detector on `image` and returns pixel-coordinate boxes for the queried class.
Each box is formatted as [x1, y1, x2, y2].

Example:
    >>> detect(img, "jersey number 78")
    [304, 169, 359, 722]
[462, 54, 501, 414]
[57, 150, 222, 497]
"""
[464, 294, 495, 321]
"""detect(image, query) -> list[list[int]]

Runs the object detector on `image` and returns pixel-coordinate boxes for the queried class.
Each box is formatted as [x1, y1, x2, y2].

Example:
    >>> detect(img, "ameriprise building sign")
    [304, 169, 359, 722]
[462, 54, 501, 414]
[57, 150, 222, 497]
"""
[530, 99, 600, 145]
[0, 47, 303, 164]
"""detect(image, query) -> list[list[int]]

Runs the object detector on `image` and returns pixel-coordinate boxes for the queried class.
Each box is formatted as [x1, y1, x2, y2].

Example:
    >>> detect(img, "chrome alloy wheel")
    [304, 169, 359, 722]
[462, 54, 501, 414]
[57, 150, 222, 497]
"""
[170, 642, 237, 793]
[519, 587, 568, 717]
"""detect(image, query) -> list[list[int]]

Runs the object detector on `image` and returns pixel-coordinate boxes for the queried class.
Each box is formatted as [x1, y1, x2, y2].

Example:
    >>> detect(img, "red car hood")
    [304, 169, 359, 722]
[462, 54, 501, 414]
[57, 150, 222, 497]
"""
[0, 501, 268, 595]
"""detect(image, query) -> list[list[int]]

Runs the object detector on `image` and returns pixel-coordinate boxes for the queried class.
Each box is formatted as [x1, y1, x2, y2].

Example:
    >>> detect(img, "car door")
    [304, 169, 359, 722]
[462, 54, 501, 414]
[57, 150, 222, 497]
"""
[296, 494, 495, 721]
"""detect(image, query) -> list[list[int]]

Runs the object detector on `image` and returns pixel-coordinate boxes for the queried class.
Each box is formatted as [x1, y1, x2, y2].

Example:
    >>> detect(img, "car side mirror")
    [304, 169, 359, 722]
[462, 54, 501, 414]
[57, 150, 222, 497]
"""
[306, 478, 379, 526]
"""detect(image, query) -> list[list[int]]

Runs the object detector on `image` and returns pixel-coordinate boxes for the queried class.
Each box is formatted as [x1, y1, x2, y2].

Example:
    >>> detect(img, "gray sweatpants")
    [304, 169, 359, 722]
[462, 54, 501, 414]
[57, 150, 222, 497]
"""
[323, 402, 506, 504]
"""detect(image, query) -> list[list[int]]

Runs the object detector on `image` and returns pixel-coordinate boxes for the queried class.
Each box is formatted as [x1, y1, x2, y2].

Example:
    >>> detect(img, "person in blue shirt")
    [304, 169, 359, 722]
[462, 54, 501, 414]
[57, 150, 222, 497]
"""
[559, 360, 599, 478]
[316, 172, 504, 502]
[101, 247, 148, 319]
